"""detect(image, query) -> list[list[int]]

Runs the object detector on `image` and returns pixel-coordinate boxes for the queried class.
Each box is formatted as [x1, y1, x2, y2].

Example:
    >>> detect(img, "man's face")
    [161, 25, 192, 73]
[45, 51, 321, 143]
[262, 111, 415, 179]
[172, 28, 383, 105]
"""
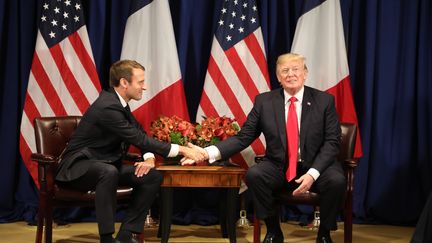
[276, 59, 307, 95]
[125, 68, 146, 101]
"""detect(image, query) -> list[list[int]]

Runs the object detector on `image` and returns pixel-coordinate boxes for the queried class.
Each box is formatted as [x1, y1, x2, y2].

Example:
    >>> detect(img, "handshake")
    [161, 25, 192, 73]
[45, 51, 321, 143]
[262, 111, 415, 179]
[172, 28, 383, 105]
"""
[178, 143, 210, 166]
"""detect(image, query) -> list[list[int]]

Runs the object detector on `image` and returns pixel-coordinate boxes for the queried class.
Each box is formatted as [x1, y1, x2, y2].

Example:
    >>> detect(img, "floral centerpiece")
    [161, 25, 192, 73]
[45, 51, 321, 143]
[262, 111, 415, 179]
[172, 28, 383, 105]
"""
[194, 116, 240, 147]
[150, 115, 197, 146]
[150, 115, 240, 148]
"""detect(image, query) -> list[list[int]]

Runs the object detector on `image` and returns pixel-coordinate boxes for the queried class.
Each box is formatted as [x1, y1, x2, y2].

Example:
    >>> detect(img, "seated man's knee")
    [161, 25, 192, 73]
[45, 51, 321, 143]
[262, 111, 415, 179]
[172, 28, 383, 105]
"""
[245, 166, 261, 185]
[100, 164, 119, 180]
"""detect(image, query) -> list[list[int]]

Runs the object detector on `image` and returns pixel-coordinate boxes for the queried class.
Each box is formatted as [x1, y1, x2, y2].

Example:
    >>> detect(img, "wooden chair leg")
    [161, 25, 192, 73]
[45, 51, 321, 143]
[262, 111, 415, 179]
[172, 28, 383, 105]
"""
[253, 213, 261, 243]
[344, 194, 353, 243]
[45, 199, 53, 243]
[35, 203, 44, 243]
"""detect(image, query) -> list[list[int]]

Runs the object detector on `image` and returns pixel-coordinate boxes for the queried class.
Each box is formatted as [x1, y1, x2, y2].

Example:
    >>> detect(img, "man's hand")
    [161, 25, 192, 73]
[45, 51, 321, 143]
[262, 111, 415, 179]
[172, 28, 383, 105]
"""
[180, 143, 209, 165]
[134, 158, 155, 177]
[292, 173, 315, 196]
[179, 143, 208, 162]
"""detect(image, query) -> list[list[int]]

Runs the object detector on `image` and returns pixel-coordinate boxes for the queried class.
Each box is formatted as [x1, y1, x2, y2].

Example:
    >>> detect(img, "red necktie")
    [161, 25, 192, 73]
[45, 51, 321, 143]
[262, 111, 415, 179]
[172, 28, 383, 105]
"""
[286, 97, 298, 181]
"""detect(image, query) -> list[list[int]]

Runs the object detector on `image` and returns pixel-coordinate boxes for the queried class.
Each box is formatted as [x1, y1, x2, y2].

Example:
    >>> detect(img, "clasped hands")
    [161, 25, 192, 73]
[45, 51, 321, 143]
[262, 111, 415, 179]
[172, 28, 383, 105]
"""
[179, 143, 209, 165]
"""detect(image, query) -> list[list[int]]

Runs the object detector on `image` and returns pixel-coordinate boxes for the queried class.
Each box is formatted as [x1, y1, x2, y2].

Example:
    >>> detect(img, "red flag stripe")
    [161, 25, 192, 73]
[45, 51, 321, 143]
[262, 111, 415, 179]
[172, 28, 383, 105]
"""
[243, 32, 271, 87]
[31, 53, 67, 115]
[225, 47, 260, 102]
[68, 31, 101, 91]
[198, 91, 219, 118]
[23, 93, 41, 127]
[49, 44, 90, 114]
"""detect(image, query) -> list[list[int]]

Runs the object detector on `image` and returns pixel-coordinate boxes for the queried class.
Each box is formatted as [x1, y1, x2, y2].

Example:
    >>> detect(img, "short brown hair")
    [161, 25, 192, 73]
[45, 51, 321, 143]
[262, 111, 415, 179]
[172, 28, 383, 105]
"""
[109, 60, 145, 87]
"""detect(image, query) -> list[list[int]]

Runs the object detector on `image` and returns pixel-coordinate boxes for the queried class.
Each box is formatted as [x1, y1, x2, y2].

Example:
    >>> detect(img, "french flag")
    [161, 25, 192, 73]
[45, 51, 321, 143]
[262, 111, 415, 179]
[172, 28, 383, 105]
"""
[291, 0, 363, 158]
[121, 0, 190, 132]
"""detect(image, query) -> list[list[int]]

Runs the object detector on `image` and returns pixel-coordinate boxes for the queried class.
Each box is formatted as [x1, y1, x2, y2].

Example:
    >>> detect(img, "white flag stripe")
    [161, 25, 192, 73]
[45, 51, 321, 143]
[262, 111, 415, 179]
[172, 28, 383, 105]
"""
[234, 37, 269, 93]
[20, 113, 36, 152]
[291, 0, 349, 91]
[61, 37, 99, 103]
[121, 0, 182, 112]
[239, 147, 258, 167]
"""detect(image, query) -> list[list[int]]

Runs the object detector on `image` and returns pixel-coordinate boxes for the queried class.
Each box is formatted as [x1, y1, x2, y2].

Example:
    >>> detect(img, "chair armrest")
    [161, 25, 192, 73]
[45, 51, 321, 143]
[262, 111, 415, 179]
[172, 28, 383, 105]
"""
[31, 153, 58, 165]
[343, 158, 358, 169]
[342, 158, 358, 193]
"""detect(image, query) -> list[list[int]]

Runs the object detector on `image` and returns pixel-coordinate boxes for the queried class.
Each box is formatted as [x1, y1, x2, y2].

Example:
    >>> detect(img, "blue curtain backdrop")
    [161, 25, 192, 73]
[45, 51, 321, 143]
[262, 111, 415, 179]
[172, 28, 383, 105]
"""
[1, 0, 431, 226]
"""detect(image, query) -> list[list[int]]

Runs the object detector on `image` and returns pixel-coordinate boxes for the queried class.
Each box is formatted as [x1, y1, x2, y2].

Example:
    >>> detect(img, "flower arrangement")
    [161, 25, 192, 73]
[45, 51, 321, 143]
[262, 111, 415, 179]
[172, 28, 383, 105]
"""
[150, 115, 240, 147]
[150, 115, 196, 146]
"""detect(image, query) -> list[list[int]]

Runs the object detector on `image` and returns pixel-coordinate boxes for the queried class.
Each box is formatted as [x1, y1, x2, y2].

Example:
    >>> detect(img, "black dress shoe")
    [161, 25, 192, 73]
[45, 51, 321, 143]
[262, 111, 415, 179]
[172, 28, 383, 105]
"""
[316, 235, 333, 243]
[115, 235, 140, 243]
[263, 232, 284, 243]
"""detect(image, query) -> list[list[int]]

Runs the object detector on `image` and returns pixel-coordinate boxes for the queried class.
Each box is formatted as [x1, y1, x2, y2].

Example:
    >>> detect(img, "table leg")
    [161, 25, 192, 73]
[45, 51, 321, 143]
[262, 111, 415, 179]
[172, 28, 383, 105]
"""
[220, 190, 228, 238]
[226, 188, 238, 243]
[157, 187, 173, 243]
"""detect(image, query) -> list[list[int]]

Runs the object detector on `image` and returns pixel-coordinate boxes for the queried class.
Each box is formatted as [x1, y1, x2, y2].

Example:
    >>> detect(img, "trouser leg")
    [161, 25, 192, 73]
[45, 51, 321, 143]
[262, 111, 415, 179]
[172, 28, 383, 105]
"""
[118, 165, 163, 233]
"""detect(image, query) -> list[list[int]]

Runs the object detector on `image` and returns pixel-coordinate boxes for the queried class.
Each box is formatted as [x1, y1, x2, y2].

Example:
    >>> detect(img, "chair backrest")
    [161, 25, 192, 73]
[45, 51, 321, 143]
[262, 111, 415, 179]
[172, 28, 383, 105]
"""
[338, 123, 357, 162]
[33, 116, 82, 158]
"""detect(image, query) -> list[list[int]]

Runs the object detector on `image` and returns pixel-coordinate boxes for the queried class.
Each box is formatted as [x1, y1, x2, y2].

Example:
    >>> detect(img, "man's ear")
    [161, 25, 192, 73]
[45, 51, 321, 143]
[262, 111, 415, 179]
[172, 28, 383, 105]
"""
[119, 77, 128, 88]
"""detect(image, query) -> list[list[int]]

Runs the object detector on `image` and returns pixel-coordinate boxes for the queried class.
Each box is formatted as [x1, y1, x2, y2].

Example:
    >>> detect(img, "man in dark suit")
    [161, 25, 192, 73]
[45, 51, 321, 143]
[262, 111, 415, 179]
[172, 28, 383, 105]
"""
[56, 60, 204, 243]
[184, 53, 345, 243]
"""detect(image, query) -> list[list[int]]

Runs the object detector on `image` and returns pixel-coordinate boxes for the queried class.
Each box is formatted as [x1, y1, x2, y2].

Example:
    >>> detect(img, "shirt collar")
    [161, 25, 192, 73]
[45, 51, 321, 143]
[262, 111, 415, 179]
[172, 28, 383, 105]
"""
[283, 86, 304, 105]
[114, 89, 128, 108]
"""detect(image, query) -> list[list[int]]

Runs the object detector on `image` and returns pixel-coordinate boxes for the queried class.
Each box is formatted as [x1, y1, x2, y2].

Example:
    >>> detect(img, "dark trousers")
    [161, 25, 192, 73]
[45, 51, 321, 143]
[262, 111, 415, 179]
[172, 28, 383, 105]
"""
[411, 192, 432, 243]
[59, 161, 163, 235]
[246, 160, 346, 231]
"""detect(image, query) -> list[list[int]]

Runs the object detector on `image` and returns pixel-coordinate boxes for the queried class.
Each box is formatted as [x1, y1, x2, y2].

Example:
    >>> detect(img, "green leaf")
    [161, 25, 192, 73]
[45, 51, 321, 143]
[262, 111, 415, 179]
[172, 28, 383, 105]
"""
[170, 132, 183, 145]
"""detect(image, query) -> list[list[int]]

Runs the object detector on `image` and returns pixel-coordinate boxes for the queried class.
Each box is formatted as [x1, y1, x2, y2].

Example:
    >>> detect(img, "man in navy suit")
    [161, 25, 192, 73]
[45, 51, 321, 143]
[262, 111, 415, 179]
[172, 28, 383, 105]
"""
[185, 53, 345, 243]
[56, 60, 204, 243]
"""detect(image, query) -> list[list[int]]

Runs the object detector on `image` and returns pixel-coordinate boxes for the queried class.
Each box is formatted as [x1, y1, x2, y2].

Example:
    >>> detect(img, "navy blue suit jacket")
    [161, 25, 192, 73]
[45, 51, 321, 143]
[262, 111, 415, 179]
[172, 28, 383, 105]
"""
[56, 88, 171, 182]
[216, 86, 341, 173]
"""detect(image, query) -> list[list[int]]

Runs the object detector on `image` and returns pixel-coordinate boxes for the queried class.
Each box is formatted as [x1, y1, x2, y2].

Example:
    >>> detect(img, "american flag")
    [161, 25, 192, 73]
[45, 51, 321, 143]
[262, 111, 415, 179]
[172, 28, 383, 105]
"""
[196, 0, 270, 169]
[20, 0, 101, 186]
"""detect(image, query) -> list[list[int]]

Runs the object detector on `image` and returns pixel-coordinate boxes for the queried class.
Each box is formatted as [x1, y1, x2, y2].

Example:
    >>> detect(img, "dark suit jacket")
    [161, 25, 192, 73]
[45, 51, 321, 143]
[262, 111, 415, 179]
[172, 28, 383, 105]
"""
[56, 88, 171, 182]
[216, 86, 341, 173]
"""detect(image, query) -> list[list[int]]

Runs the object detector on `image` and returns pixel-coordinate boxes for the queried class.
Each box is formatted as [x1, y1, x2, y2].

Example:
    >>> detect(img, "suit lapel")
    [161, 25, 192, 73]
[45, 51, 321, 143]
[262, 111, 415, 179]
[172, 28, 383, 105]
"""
[273, 89, 287, 151]
[300, 87, 312, 152]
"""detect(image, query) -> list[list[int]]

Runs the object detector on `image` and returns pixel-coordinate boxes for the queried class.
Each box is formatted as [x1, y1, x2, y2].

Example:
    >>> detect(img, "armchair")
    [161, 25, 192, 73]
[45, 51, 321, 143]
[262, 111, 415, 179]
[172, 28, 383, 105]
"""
[252, 123, 358, 243]
[31, 116, 139, 243]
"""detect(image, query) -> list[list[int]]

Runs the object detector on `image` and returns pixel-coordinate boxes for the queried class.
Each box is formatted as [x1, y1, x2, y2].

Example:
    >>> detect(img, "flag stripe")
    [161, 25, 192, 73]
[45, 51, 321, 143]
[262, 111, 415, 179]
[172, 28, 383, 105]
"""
[23, 93, 41, 127]
[207, 55, 247, 121]
[234, 39, 269, 94]
[31, 53, 67, 115]
[61, 36, 99, 105]
[67, 31, 101, 95]
[198, 91, 219, 118]
[49, 44, 90, 114]
[243, 32, 270, 87]
[225, 47, 260, 102]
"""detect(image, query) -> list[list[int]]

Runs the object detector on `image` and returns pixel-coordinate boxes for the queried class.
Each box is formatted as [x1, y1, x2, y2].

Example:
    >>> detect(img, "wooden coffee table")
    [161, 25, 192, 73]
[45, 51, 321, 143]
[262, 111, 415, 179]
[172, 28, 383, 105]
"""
[156, 164, 246, 243]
